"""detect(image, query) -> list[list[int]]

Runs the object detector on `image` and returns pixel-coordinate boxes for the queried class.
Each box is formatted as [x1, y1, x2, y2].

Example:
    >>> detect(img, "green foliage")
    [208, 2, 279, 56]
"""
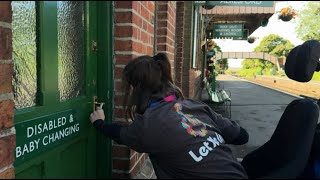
[216, 58, 228, 71]
[270, 42, 294, 57]
[235, 68, 320, 81]
[237, 69, 257, 78]
[225, 69, 238, 75]
[254, 34, 294, 57]
[214, 44, 222, 53]
[312, 71, 320, 81]
[240, 57, 278, 77]
[254, 59, 265, 68]
[241, 58, 274, 69]
[214, 42, 227, 72]
[295, 2, 320, 41]
[265, 61, 274, 69]
[241, 59, 255, 69]
[276, 70, 287, 77]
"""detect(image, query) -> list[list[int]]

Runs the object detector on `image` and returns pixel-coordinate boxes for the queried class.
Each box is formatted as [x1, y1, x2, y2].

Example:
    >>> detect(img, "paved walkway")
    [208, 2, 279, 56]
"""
[215, 74, 306, 157]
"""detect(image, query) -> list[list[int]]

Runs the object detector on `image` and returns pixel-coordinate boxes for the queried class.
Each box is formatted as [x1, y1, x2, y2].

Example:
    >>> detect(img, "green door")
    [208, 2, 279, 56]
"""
[12, 1, 112, 178]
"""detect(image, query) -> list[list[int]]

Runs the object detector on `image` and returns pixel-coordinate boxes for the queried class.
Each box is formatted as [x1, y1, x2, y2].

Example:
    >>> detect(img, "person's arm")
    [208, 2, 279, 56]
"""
[229, 126, 249, 145]
[90, 108, 145, 152]
[92, 119, 122, 143]
[216, 113, 248, 145]
[205, 106, 249, 145]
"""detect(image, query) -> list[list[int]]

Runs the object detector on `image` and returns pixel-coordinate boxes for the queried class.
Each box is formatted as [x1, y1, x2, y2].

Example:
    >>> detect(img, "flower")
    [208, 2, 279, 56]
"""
[280, 7, 297, 16]
[278, 6, 298, 21]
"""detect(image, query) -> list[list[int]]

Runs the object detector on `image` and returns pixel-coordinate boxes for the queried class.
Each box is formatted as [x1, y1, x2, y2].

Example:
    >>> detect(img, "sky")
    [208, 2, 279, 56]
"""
[214, 1, 308, 68]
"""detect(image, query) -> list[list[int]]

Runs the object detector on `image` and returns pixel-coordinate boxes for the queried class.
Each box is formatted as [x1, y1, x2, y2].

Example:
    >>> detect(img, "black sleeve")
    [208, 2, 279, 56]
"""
[93, 116, 146, 153]
[208, 109, 242, 144]
[118, 115, 145, 153]
[93, 119, 122, 143]
[229, 127, 249, 145]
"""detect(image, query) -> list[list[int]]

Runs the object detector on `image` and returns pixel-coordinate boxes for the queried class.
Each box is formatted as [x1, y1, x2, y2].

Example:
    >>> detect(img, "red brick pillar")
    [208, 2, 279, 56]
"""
[156, 1, 176, 75]
[0, 1, 15, 179]
[181, 1, 194, 98]
[174, 1, 185, 89]
[113, 1, 155, 178]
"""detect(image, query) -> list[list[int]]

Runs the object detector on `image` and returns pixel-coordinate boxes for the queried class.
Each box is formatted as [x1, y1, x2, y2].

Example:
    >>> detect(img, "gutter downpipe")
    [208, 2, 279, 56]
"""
[200, 11, 206, 86]
[192, 5, 198, 69]
[154, 1, 158, 55]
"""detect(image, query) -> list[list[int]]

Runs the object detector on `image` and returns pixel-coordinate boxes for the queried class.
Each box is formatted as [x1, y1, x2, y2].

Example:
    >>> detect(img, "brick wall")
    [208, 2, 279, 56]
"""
[113, 1, 178, 178]
[0, 1, 15, 179]
[113, 1, 155, 178]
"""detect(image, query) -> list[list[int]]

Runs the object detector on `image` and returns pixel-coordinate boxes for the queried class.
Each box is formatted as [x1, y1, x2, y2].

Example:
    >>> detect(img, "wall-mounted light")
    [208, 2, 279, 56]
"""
[261, 18, 269, 27]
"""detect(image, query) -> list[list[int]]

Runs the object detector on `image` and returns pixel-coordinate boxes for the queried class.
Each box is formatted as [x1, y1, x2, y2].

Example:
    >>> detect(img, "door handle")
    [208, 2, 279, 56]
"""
[93, 96, 105, 111]
[92, 40, 98, 51]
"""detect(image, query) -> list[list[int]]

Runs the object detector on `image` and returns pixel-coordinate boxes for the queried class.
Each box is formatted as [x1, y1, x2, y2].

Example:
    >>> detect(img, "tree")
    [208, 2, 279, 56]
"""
[242, 59, 255, 69]
[241, 58, 269, 69]
[254, 34, 294, 57]
[295, 2, 320, 41]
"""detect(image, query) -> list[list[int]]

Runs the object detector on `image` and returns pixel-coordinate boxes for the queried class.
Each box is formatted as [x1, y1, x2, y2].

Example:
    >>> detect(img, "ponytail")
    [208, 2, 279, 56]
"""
[153, 53, 173, 83]
[153, 53, 184, 100]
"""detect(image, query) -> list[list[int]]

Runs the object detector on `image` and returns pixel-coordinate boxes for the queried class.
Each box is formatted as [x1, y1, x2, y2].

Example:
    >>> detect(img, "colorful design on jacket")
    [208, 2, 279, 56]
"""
[174, 103, 208, 137]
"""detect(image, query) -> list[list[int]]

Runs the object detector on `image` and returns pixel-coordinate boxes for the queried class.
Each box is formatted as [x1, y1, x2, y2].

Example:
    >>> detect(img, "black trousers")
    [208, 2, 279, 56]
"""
[241, 99, 320, 179]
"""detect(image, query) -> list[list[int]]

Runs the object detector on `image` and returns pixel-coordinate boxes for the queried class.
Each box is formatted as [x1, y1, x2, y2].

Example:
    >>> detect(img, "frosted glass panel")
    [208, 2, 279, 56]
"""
[12, 1, 37, 109]
[58, 1, 85, 101]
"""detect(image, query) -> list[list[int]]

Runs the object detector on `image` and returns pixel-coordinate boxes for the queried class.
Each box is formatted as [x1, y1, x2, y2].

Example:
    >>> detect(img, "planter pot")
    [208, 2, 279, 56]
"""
[247, 38, 255, 44]
[202, 5, 215, 10]
[279, 15, 293, 22]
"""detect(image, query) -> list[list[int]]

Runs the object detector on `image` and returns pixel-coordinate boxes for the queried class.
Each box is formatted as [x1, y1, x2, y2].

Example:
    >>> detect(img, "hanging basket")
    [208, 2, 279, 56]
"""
[207, 39, 215, 50]
[247, 37, 255, 44]
[202, 5, 215, 10]
[278, 6, 297, 22]
[279, 14, 293, 22]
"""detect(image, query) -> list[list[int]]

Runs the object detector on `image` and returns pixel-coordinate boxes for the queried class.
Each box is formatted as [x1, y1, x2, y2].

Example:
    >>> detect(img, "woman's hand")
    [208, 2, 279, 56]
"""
[90, 107, 105, 124]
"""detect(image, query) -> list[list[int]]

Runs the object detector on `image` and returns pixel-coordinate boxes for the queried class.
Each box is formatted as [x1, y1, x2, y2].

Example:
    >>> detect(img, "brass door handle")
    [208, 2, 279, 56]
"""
[93, 96, 105, 111]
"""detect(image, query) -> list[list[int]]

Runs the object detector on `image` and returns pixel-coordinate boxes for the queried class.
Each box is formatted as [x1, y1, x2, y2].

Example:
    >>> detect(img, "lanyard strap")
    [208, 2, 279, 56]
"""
[149, 95, 176, 108]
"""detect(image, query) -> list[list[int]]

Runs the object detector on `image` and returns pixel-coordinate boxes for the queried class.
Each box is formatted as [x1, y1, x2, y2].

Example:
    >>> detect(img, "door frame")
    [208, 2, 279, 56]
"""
[96, 1, 113, 178]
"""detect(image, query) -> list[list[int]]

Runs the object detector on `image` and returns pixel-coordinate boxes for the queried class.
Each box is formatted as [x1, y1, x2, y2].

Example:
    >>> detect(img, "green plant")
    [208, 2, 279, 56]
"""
[237, 69, 257, 78]
[312, 71, 320, 81]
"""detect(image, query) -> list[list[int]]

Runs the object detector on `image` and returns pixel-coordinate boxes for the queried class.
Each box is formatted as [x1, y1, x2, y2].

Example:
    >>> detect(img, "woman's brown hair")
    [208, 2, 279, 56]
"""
[122, 53, 183, 120]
